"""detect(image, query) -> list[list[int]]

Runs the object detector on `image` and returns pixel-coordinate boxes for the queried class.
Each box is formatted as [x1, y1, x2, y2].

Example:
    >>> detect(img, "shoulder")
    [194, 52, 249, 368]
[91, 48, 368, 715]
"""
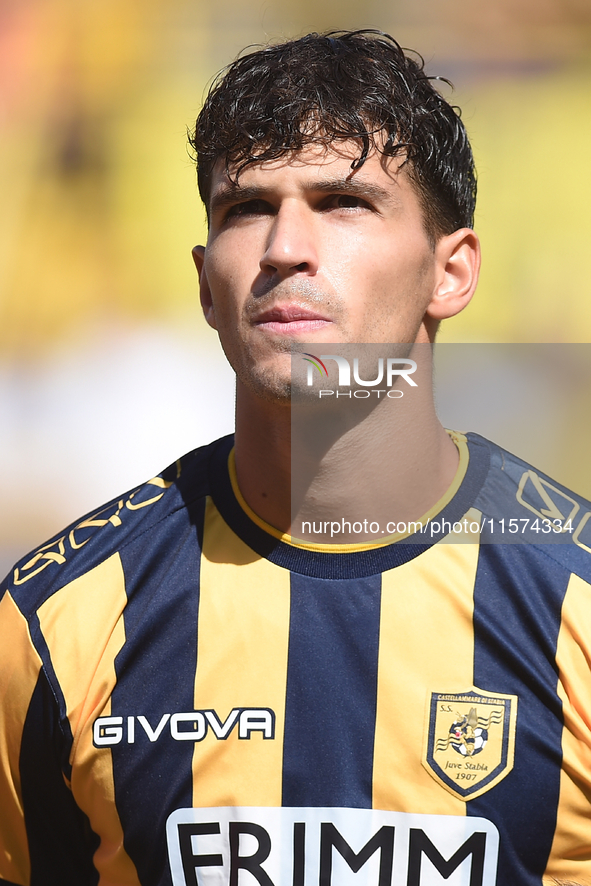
[467, 432, 591, 581]
[0, 435, 232, 620]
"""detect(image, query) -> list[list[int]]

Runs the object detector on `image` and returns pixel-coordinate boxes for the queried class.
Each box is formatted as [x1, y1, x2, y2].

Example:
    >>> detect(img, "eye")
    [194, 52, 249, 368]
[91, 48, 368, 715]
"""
[225, 199, 272, 219]
[325, 194, 372, 211]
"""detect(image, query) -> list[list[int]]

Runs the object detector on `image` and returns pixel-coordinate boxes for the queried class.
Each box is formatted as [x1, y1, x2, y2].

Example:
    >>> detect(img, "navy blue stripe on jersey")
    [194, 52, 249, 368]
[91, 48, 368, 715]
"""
[26, 613, 75, 781]
[111, 496, 206, 886]
[468, 542, 567, 885]
[468, 432, 588, 547]
[282, 574, 381, 807]
[209, 434, 491, 579]
[20, 671, 100, 886]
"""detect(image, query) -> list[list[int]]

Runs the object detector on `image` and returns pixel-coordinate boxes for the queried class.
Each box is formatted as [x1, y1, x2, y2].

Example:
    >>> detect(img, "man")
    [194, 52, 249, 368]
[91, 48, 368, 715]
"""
[1, 29, 590, 886]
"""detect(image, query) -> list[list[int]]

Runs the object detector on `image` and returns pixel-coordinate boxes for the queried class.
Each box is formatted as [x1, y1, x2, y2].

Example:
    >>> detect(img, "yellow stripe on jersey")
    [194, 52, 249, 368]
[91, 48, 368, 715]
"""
[0, 592, 42, 886]
[373, 542, 480, 814]
[193, 497, 290, 807]
[544, 571, 591, 884]
[37, 554, 141, 885]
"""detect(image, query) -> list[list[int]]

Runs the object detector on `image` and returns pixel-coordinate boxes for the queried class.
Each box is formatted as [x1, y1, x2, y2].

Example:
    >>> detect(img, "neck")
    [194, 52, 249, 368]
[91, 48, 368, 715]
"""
[234, 348, 459, 542]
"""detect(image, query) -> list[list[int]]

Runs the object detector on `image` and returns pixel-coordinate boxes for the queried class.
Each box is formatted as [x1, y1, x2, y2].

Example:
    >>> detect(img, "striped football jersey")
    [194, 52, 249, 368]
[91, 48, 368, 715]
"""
[2, 431, 591, 886]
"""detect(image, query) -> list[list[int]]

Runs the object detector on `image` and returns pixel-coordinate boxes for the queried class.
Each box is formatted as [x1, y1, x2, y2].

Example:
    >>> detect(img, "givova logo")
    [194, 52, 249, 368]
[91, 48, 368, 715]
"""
[166, 806, 499, 886]
[93, 708, 274, 747]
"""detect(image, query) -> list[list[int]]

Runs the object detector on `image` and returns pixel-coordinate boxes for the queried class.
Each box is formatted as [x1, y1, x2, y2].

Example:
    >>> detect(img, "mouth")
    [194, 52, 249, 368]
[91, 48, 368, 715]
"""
[252, 305, 332, 336]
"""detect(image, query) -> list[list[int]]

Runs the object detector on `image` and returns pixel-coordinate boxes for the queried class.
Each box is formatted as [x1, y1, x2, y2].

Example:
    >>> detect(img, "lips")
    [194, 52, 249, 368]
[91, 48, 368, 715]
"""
[253, 305, 332, 335]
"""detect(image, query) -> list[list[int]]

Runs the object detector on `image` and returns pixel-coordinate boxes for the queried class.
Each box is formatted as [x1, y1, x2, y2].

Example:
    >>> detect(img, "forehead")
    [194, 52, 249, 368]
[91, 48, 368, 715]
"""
[208, 140, 413, 205]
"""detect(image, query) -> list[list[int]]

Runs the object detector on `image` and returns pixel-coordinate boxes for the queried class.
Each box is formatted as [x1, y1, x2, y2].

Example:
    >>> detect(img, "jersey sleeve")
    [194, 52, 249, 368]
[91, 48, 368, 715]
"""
[0, 589, 42, 885]
[0, 589, 99, 886]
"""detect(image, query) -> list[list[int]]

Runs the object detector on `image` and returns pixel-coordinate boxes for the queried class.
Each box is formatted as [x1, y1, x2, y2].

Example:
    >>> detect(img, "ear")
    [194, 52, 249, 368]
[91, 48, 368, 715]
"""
[425, 228, 481, 323]
[192, 245, 217, 330]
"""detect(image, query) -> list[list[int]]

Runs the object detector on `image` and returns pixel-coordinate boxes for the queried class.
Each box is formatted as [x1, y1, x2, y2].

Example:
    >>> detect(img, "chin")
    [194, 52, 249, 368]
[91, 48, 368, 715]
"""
[238, 363, 293, 404]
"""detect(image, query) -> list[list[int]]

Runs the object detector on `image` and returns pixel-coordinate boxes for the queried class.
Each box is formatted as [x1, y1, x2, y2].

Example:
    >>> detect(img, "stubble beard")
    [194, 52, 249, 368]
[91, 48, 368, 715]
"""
[236, 340, 294, 404]
[229, 279, 345, 404]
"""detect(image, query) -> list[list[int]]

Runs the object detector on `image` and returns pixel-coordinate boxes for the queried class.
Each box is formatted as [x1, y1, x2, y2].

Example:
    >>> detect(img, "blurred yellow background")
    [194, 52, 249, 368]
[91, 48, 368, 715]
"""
[1, 0, 591, 571]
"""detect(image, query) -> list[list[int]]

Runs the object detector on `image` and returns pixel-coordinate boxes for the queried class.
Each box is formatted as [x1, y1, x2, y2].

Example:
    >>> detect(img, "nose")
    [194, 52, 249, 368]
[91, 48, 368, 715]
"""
[259, 204, 319, 278]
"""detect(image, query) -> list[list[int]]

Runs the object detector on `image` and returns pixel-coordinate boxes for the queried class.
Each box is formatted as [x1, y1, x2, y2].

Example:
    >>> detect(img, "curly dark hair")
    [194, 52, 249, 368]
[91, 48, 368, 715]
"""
[190, 30, 476, 242]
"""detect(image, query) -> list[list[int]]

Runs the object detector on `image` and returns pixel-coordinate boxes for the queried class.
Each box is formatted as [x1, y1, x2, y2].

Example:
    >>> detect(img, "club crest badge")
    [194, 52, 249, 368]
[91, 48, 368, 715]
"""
[423, 688, 518, 800]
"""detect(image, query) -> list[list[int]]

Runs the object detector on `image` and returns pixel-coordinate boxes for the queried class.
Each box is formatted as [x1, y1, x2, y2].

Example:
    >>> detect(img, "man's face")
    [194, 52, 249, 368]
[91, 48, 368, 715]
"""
[195, 142, 452, 400]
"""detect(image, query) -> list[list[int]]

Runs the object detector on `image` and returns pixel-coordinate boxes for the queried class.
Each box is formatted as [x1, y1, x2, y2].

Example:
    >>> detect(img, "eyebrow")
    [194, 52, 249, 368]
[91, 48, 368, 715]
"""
[209, 176, 398, 215]
[304, 177, 397, 205]
[210, 185, 270, 214]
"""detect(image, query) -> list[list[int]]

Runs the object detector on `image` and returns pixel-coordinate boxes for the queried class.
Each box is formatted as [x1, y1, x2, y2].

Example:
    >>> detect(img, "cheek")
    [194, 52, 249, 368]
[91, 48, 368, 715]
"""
[357, 244, 436, 335]
[377, 235, 435, 294]
[204, 261, 242, 324]
[205, 233, 262, 314]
